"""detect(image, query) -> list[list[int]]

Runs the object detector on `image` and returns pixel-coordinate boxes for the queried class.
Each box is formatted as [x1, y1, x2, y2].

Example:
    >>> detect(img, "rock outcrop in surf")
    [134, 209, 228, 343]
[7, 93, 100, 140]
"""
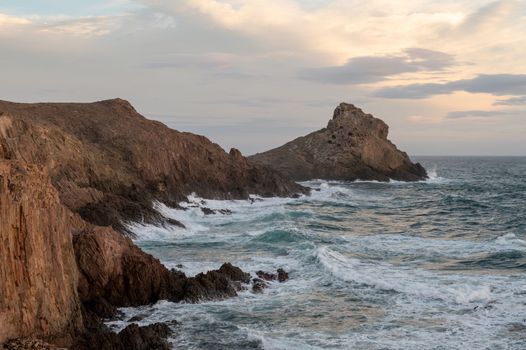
[249, 103, 427, 181]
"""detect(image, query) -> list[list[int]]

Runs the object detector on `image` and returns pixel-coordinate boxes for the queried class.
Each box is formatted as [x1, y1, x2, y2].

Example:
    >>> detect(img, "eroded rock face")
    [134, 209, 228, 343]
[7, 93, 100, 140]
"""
[0, 99, 306, 233]
[249, 103, 427, 181]
[0, 161, 83, 346]
[73, 226, 251, 316]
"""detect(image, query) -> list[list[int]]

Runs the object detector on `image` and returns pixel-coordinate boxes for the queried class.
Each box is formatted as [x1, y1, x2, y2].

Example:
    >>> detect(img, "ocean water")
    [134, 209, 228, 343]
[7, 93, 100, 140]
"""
[109, 157, 526, 349]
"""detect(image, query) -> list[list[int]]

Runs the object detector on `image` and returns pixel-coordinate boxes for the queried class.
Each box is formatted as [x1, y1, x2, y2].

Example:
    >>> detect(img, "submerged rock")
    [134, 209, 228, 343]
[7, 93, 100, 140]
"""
[277, 268, 289, 282]
[252, 278, 268, 293]
[249, 103, 427, 182]
[256, 268, 289, 282]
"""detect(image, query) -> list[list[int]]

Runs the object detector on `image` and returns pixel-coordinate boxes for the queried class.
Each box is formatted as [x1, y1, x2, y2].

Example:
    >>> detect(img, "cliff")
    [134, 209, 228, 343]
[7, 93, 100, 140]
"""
[0, 99, 306, 233]
[249, 103, 427, 181]
[0, 161, 83, 346]
[0, 98, 301, 348]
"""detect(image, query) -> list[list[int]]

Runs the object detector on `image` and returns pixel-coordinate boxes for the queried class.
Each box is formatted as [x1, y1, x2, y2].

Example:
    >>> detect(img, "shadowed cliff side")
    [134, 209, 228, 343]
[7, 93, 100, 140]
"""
[249, 103, 427, 182]
[0, 99, 306, 233]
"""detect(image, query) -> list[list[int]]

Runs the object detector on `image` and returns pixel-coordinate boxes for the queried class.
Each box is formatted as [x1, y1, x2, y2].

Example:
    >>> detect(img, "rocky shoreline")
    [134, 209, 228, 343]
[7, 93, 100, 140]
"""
[0, 99, 423, 349]
[0, 99, 303, 349]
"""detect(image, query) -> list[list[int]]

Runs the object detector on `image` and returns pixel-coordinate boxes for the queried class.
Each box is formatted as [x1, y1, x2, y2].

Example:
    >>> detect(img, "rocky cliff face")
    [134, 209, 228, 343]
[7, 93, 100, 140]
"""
[249, 103, 427, 181]
[0, 99, 306, 233]
[0, 161, 83, 346]
[0, 98, 298, 348]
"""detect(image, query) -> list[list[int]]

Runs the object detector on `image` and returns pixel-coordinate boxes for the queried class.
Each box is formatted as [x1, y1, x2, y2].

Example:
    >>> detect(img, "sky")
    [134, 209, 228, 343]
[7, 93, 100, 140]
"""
[0, 0, 525, 156]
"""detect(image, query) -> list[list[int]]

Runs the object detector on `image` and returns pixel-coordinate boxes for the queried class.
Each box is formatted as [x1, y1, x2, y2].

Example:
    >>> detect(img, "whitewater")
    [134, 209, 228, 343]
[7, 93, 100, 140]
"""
[108, 156, 526, 349]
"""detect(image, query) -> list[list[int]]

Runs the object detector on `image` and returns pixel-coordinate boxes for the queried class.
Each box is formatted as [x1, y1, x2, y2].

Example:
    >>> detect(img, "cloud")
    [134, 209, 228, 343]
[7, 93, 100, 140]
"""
[374, 74, 526, 99]
[446, 110, 516, 119]
[300, 48, 455, 84]
[0, 13, 31, 26]
[494, 96, 526, 105]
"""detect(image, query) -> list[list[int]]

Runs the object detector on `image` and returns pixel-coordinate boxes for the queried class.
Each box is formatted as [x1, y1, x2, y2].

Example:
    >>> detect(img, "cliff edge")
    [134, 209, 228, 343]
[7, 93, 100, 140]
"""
[0, 99, 306, 233]
[249, 103, 427, 181]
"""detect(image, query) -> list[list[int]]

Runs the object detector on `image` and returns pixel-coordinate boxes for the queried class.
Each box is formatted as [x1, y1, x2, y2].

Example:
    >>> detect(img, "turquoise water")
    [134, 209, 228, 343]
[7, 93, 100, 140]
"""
[110, 157, 526, 349]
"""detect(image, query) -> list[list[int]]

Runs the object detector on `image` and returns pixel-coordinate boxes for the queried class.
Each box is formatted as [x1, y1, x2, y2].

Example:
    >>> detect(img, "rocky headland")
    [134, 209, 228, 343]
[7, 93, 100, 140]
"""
[249, 103, 427, 181]
[0, 99, 303, 349]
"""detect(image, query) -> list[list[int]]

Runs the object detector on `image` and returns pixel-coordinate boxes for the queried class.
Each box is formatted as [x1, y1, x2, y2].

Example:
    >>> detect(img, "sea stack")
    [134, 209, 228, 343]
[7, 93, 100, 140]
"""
[249, 103, 427, 181]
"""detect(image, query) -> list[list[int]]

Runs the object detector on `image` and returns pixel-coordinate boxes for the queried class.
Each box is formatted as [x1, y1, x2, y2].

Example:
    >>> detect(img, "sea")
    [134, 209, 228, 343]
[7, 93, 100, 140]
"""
[108, 156, 526, 350]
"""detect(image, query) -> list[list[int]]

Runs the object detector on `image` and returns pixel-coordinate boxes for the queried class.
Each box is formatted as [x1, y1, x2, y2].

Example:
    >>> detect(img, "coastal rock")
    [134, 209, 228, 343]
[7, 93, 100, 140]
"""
[75, 323, 173, 350]
[0, 99, 307, 233]
[0, 161, 83, 346]
[73, 226, 252, 311]
[249, 103, 427, 181]
[1, 337, 66, 350]
[256, 268, 289, 282]
[251, 278, 268, 293]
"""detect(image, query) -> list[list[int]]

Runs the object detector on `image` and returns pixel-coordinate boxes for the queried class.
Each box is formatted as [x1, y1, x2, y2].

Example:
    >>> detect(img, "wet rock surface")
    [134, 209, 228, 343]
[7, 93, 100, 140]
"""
[75, 323, 173, 350]
[256, 268, 289, 282]
[249, 103, 427, 182]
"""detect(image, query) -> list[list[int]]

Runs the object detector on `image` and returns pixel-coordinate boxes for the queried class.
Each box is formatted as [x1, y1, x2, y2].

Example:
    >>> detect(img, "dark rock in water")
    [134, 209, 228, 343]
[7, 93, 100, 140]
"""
[201, 207, 215, 215]
[249, 103, 427, 182]
[256, 271, 277, 281]
[76, 322, 172, 350]
[74, 229, 252, 309]
[277, 268, 289, 282]
[165, 218, 185, 228]
[183, 263, 251, 302]
[252, 278, 268, 293]
[256, 269, 289, 283]
[201, 207, 232, 215]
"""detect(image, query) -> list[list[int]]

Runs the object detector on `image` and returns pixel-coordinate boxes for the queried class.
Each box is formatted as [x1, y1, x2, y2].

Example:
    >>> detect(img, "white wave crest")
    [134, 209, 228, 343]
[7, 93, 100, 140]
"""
[316, 246, 493, 304]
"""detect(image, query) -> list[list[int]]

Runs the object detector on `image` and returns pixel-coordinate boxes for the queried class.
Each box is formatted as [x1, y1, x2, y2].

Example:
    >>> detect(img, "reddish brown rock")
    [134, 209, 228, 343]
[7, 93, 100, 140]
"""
[249, 103, 427, 181]
[0, 161, 83, 346]
[0, 99, 306, 233]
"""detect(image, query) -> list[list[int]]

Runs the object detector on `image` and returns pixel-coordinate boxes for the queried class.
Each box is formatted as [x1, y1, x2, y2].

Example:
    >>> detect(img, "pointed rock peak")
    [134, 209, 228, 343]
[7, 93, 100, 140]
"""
[332, 102, 365, 119]
[327, 103, 388, 139]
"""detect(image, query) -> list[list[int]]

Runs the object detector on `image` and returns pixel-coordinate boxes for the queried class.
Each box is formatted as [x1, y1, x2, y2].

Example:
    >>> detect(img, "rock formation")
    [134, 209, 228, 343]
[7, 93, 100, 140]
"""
[0, 98, 304, 348]
[0, 99, 306, 233]
[0, 161, 83, 346]
[249, 103, 427, 181]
